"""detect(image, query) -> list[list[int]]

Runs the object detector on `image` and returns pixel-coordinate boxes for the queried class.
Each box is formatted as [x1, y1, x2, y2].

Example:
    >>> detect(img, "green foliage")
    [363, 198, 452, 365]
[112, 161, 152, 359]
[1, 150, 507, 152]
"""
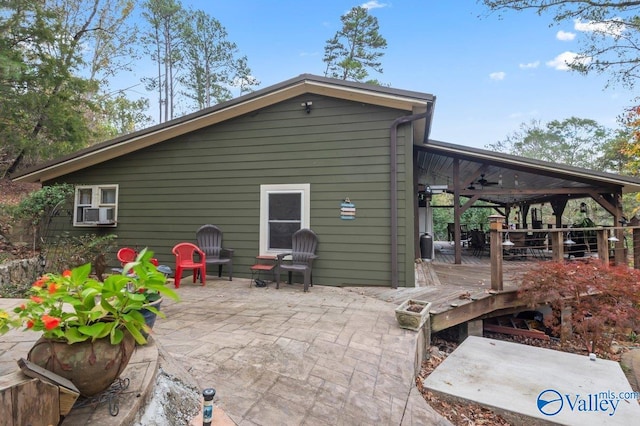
[431, 193, 494, 240]
[93, 95, 153, 138]
[486, 117, 613, 170]
[0, 0, 145, 175]
[141, 0, 184, 122]
[179, 8, 258, 109]
[12, 183, 73, 226]
[323, 6, 387, 82]
[517, 259, 640, 356]
[1, 248, 179, 345]
[141, 0, 258, 120]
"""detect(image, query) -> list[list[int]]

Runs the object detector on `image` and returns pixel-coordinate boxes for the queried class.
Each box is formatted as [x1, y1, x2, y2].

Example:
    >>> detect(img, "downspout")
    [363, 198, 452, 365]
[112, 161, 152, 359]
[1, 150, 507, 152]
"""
[389, 109, 432, 288]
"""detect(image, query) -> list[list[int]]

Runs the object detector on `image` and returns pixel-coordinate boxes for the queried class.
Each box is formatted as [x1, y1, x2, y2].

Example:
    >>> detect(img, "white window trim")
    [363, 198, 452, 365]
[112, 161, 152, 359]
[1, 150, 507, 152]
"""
[259, 183, 310, 255]
[73, 184, 119, 227]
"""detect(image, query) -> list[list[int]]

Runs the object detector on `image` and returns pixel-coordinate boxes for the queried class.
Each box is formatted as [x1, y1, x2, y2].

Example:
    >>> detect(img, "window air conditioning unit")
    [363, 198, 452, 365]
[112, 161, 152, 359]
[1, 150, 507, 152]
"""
[83, 207, 114, 224]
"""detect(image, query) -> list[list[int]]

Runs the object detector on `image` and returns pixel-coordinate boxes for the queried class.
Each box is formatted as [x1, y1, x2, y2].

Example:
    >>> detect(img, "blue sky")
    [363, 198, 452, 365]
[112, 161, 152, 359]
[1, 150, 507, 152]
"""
[125, 0, 633, 149]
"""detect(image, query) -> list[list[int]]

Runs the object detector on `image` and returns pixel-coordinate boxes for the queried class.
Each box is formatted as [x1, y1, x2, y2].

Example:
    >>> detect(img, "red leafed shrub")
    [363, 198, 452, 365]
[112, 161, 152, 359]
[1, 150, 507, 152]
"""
[517, 258, 640, 356]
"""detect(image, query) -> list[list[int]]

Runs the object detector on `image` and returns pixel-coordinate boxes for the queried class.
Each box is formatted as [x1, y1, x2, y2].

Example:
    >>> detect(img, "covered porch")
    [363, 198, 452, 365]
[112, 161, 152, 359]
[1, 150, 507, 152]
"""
[413, 139, 640, 266]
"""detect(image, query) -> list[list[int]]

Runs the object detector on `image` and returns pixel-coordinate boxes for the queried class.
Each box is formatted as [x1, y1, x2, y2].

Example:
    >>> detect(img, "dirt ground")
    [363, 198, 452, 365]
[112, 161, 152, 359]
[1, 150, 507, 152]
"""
[0, 178, 40, 206]
[0, 178, 40, 259]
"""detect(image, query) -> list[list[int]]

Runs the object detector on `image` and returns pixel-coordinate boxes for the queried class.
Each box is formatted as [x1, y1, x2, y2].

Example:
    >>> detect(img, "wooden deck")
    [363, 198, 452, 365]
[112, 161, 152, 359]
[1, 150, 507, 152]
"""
[382, 227, 639, 333]
[357, 243, 545, 333]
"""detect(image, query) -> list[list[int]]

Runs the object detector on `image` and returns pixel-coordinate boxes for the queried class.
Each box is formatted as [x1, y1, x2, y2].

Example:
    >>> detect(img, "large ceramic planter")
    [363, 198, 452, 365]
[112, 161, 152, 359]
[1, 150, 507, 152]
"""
[395, 299, 432, 331]
[27, 332, 136, 397]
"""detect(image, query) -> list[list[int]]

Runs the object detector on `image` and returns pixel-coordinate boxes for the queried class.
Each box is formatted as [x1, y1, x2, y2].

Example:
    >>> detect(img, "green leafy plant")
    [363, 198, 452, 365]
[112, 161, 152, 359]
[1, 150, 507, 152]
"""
[12, 183, 73, 227]
[517, 259, 640, 356]
[0, 248, 179, 345]
[8, 183, 74, 252]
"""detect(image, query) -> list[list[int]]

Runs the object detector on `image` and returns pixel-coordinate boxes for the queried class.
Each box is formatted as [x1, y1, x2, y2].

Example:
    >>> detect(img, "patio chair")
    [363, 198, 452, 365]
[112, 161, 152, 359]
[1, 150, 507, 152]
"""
[171, 242, 206, 288]
[469, 230, 487, 256]
[116, 247, 159, 267]
[196, 224, 234, 281]
[117, 247, 137, 265]
[276, 228, 318, 292]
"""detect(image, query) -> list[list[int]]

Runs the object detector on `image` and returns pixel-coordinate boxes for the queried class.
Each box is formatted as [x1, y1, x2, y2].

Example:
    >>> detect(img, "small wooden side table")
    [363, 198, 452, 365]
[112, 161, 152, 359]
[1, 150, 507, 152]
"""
[250, 255, 276, 287]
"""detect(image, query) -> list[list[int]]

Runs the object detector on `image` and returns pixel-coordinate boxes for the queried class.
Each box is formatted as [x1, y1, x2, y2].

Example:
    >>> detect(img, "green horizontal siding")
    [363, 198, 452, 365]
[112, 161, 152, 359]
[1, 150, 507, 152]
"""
[48, 94, 416, 287]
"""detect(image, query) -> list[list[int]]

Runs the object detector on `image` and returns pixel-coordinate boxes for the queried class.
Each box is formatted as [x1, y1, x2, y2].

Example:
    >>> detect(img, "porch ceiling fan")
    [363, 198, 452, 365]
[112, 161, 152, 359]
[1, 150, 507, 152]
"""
[468, 174, 499, 189]
[476, 174, 499, 187]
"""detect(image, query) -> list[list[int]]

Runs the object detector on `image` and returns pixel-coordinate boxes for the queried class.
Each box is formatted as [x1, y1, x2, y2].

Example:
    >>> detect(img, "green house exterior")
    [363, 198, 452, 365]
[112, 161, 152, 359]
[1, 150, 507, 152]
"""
[13, 75, 436, 288]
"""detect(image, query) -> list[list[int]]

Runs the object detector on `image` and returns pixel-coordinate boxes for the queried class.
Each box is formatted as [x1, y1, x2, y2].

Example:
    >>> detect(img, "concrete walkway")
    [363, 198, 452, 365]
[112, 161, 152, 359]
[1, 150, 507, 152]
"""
[153, 277, 451, 425]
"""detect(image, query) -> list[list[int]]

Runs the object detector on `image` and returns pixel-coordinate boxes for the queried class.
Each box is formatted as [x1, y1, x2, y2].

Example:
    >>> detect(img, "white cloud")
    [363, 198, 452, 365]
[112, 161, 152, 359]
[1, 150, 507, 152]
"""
[489, 72, 506, 81]
[361, 1, 387, 10]
[519, 61, 540, 69]
[574, 18, 625, 37]
[546, 51, 592, 71]
[556, 30, 576, 41]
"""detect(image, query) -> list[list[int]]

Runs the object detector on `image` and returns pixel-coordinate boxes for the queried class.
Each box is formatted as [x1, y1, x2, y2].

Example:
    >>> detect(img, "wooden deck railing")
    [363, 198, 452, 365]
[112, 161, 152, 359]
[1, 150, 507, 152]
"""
[487, 218, 640, 291]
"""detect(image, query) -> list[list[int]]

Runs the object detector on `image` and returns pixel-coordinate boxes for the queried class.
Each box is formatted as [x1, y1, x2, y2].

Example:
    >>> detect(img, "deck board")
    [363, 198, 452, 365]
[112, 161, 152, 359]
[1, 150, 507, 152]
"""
[355, 243, 547, 332]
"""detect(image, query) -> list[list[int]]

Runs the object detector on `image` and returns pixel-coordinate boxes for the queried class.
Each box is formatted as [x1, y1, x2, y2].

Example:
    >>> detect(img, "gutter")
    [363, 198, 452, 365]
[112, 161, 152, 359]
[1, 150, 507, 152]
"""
[389, 108, 433, 288]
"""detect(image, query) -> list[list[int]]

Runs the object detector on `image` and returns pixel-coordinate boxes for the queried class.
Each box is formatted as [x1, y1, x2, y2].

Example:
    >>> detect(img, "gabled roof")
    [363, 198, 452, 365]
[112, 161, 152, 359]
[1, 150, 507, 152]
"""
[12, 74, 435, 183]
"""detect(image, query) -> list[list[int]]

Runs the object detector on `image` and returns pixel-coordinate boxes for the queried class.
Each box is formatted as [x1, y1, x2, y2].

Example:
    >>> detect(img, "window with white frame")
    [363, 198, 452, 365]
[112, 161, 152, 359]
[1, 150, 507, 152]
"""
[260, 184, 310, 254]
[73, 184, 118, 227]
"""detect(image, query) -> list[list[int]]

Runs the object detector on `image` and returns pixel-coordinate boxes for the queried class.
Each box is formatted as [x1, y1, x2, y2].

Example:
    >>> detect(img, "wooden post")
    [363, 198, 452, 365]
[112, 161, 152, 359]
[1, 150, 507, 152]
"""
[453, 159, 462, 265]
[551, 229, 563, 262]
[488, 214, 505, 292]
[596, 229, 609, 266]
[614, 227, 625, 265]
[560, 305, 572, 345]
[0, 372, 60, 426]
[634, 228, 640, 269]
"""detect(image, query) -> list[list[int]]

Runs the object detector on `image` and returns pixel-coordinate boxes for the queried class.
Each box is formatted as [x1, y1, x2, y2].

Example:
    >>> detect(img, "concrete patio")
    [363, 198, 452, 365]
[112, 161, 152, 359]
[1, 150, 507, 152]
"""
[153, 277, 449, 425]
[2, 276, 640, 425]
[0, 278, 451, 425]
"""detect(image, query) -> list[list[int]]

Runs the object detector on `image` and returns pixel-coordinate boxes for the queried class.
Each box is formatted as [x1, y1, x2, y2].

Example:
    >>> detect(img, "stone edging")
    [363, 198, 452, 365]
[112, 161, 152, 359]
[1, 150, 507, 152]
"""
[0, 256, 44, 291]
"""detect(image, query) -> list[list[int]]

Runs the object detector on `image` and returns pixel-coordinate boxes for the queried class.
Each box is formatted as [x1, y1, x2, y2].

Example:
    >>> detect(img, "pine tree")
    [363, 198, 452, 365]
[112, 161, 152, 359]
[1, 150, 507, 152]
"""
[323, 6, 387, 83]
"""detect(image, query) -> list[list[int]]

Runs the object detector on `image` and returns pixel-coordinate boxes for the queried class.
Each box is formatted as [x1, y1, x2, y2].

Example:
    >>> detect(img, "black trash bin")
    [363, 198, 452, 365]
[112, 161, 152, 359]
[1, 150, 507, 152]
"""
[420, 233, 433, 260]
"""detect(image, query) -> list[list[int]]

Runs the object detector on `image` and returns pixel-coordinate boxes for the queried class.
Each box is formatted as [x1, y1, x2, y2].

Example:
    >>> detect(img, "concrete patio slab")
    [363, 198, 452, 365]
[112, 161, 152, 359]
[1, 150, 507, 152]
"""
[423, 335, 640, 425]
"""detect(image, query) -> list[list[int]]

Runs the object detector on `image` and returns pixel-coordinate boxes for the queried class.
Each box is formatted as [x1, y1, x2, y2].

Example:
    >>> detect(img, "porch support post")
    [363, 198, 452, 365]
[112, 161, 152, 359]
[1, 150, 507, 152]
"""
[634, 227, 640, 269]
[596, 228, 609, 266]
[488, 214, 505, 292]
[453, 159, 462, 264]
[551, 229, 563, 262]
[613, 192, 625, 265]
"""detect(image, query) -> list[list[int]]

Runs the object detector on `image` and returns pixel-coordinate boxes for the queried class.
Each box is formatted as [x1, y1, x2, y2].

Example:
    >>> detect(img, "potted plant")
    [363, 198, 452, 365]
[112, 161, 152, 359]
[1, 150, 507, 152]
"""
[138, 281, 165, 337]
[395, 299, 432, 331]
[0, 248, 179, 396]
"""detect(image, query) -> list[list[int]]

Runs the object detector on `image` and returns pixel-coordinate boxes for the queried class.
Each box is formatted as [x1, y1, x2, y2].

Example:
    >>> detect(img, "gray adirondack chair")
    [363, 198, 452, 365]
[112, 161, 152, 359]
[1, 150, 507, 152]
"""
[196, 225, 234, 281]
[276, 228, 318, 292]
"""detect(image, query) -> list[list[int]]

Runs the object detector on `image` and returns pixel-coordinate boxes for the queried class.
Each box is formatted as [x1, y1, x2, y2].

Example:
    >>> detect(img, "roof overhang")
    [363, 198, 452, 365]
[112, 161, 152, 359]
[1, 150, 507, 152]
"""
[13, 74, 435, 183]
[416, 139, 640, 205]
